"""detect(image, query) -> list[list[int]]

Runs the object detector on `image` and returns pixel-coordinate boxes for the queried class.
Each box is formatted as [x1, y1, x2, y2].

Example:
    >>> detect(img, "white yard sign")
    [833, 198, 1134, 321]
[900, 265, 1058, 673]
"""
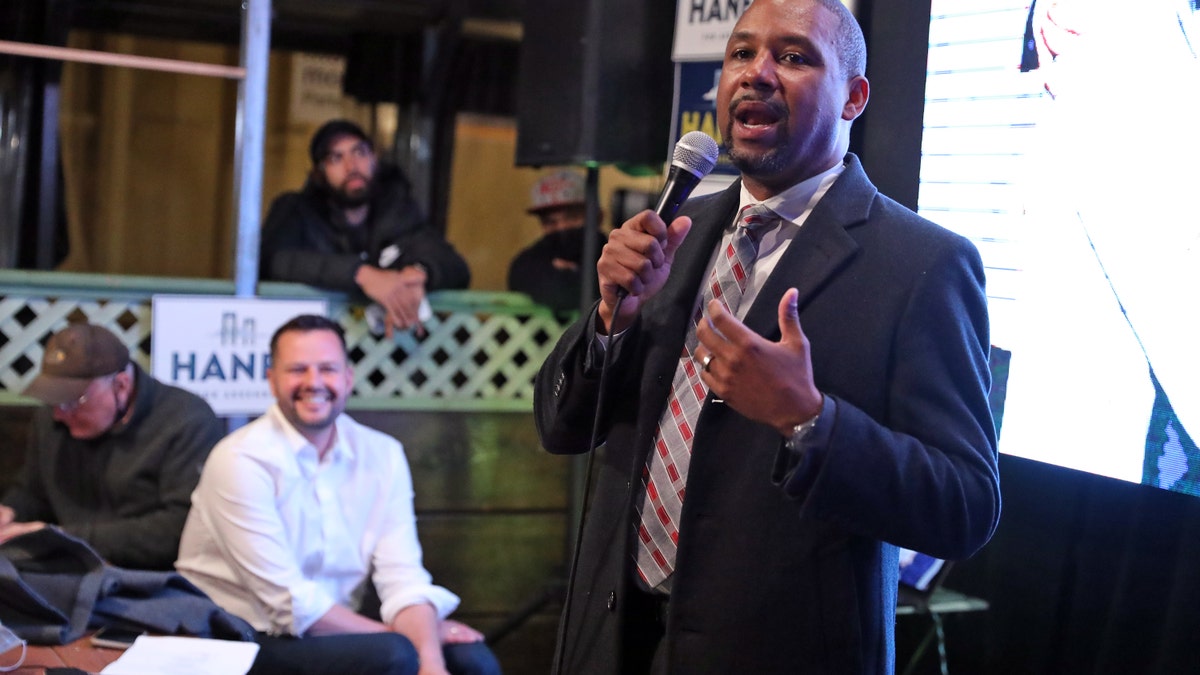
[151, 296, 328, 416]
[672, 0, 751, 61]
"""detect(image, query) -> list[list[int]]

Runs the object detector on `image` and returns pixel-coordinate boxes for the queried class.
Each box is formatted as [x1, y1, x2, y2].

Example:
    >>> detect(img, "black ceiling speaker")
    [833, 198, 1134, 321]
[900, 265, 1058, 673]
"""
[515, 0, 677, 167]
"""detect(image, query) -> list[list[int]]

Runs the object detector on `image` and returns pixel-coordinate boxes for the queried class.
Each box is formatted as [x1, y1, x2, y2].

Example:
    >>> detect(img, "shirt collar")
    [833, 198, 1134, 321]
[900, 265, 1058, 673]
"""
[737, 161, 846, 227]
[267, 403, 354, 467]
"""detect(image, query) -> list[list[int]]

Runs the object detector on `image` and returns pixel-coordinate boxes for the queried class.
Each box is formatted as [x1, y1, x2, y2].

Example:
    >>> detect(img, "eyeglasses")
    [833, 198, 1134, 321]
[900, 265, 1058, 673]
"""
[54, 374, 116, 413]
[55, 390, 92, 413]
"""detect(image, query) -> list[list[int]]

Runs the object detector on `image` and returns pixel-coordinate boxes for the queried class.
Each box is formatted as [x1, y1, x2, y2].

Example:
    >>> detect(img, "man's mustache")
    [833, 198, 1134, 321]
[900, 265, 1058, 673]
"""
[727, 94, 789, 120]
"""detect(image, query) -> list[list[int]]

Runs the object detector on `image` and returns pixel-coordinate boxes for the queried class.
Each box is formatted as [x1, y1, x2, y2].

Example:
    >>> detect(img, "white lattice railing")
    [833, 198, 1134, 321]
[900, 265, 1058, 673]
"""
[0, 270, 572, 411]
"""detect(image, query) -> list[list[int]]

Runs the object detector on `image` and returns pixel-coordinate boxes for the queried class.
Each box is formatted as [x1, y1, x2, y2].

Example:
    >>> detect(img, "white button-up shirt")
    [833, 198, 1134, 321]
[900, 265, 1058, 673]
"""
[176, 404, 459, 635]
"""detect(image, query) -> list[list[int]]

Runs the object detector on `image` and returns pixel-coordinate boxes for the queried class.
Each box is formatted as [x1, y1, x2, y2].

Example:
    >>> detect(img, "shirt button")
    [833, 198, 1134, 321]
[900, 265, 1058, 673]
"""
[607, 591, 616, 611]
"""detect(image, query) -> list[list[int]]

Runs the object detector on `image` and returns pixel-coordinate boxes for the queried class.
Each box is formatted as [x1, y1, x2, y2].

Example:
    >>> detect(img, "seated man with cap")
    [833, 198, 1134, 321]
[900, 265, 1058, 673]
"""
[260, 119, 471, 336]
[0, 322, 223, 570]
[507, 169, 606, 314]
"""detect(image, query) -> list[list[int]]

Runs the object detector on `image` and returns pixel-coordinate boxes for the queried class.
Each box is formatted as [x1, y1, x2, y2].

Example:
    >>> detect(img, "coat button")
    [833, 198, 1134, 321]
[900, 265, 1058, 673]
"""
[607, 591, 616, 611]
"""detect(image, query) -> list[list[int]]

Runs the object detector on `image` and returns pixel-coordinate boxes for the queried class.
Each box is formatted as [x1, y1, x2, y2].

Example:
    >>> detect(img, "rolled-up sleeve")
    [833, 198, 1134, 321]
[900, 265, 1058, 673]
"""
[371, 447, 460, 624]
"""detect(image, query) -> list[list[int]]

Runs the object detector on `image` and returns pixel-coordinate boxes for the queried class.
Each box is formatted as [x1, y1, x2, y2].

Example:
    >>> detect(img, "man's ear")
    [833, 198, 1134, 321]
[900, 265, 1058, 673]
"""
[113, 367, 135, 402]
[842, 75, 870, 121]
[116, 365, 134, 387]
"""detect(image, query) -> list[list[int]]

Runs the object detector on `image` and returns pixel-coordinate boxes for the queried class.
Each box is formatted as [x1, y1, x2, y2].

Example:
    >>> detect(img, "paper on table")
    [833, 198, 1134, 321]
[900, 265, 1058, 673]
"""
[100, 636, 259, 675]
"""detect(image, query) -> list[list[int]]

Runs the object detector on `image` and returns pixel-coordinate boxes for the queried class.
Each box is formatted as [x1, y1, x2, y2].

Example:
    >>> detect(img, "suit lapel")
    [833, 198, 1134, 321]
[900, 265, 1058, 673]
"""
[652, 183, 742, 338]
[643, 156, 879, 370]
[742, 156, 878, 339]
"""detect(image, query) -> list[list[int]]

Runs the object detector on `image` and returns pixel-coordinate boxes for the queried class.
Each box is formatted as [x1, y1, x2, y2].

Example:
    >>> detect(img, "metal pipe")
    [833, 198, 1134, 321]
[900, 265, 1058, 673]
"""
[232, 0, 270, 298]
[228, 0, 271, 433]
[0, 39, 246, 79]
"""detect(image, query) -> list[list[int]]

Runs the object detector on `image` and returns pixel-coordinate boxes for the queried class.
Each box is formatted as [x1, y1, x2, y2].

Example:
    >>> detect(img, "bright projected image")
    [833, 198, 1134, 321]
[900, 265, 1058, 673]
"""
[920, 1, 1200, 495]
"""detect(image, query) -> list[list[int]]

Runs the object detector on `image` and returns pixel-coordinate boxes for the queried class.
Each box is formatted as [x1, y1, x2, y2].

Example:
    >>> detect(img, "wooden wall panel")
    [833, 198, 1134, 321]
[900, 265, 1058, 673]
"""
[52, 32, 664, 296]
[351, 410, 567, 512]
[444, 113, 663, 293]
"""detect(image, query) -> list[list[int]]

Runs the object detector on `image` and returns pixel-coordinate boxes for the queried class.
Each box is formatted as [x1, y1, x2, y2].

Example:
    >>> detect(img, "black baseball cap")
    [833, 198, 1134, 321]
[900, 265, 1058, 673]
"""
[309, 119, 373, 165]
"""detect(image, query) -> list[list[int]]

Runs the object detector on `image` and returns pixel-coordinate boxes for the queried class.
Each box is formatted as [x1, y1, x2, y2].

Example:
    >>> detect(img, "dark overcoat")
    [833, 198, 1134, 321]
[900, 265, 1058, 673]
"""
[534, 154, 1001, 674]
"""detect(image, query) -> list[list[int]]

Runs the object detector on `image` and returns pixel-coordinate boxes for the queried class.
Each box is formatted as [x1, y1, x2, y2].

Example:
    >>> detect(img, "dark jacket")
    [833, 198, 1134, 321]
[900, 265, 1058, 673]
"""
[508, 226, 606, 314]
[0, 527, 255, 645]
[534, 155, 1001, 674]
[259, 163, 470, 294]
[3, 365, 223, 570]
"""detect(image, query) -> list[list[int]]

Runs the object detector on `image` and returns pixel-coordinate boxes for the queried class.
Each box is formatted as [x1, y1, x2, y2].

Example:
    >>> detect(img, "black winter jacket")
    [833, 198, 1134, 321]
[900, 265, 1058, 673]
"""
[259, 164, 470, 294]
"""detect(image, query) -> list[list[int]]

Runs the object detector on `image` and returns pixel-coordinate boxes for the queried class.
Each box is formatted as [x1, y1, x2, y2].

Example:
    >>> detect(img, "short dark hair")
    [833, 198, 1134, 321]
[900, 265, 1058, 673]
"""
[270, 314, 347, 360]
[309, 119, 372, 166]
[816, 0, 867, 79]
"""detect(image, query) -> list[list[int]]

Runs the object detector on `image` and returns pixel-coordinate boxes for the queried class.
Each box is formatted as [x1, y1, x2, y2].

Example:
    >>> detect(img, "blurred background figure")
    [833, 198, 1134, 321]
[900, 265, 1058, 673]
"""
[507, 169, 605, 314]
[260, 119, 470, 336]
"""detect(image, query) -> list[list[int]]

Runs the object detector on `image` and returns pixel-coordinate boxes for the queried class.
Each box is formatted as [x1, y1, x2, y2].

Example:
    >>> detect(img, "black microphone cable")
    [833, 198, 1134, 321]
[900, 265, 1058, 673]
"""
[551, 131, 717, 673]
[552, 290, 627, 675]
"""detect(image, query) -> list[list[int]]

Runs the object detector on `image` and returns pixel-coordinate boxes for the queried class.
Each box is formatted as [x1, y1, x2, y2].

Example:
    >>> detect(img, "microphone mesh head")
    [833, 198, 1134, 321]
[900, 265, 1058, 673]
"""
[672, 131, 719, 179]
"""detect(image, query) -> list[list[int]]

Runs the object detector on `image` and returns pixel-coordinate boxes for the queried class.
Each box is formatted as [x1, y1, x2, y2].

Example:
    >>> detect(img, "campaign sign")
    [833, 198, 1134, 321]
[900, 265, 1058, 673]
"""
[675, 60, 739, 177]
[673, 0, 752, 61]
[151, 296, 328, 416]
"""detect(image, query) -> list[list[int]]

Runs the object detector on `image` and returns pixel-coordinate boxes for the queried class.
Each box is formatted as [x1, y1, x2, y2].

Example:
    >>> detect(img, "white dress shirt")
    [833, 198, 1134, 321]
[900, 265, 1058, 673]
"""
[176, 404, 459, 635]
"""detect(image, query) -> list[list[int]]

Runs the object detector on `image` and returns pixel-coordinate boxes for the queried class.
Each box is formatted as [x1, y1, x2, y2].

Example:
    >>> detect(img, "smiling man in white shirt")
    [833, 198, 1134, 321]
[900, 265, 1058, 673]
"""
[176, 314, 500, 675]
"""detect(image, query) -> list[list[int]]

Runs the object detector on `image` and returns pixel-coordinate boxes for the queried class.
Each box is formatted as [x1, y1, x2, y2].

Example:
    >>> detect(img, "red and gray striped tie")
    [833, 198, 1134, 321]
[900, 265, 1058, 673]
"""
[635, 203, 778, 590]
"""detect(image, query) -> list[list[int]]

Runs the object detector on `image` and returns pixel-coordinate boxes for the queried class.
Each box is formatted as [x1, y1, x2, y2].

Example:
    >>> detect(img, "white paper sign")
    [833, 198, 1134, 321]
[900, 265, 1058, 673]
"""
[672, 0, 753, 61]
[151, 296, 328, 416]
[101, 635, 259, 675]
[289, 53, 347, 124]
[672, 0, 856, 61]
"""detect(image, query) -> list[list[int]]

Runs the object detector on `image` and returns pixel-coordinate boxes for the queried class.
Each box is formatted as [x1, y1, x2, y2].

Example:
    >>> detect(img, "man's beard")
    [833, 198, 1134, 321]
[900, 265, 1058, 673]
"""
[283, 387, 344, 433]
[721, 126, 794, 179]
[721, 97, 794, 178]
[326, 173, 374, 208]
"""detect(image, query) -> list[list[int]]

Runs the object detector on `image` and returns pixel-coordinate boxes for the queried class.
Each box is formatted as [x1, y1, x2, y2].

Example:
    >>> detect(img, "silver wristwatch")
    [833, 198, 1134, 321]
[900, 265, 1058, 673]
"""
[785, 414, 820, 450]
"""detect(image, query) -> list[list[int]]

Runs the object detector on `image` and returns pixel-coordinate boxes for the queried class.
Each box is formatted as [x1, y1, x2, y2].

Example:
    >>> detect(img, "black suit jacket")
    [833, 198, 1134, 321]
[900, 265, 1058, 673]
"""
[534, 155, 1000, 674]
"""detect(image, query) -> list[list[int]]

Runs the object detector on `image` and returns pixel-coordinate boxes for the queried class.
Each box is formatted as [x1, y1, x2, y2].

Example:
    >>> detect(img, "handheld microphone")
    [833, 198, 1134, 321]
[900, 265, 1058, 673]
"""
[614, 132, 720, 301]
[654, 131, 721, 221]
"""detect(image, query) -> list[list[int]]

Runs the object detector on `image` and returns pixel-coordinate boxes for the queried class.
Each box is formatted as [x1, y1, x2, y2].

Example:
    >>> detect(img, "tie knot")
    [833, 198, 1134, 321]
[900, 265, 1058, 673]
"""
[738, 203, 777, 239]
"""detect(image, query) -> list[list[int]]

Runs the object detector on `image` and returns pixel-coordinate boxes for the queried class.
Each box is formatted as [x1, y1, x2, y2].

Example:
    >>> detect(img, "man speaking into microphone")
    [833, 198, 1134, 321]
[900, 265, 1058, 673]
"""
[533, 0, 1001, 673]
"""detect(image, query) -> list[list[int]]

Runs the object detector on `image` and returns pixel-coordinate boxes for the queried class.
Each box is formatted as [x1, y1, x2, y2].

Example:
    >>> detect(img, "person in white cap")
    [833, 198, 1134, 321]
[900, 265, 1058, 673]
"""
[507, 169, 606, 314]
[0, 322, 223, 570]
